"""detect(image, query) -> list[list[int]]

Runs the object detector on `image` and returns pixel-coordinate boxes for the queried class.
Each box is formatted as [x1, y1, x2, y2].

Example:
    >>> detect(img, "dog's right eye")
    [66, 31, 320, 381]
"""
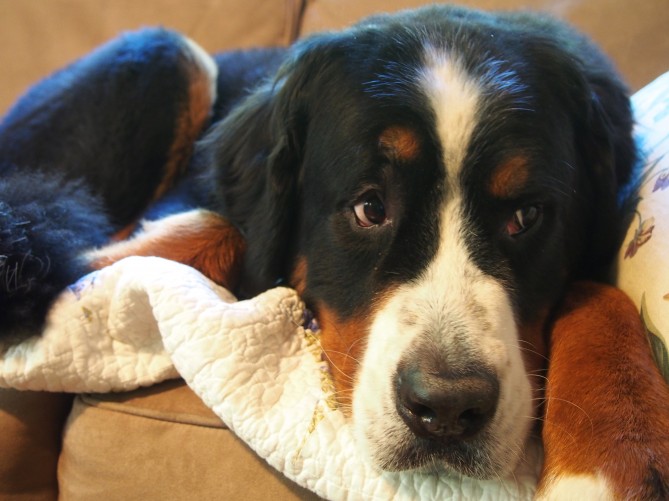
[353, 191, 387, 227]
[505, 205, 542, 236]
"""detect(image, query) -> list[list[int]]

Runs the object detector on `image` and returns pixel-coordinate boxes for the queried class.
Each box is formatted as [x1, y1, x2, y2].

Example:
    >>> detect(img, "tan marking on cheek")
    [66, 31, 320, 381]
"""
[379, 125, 421, 162]
[315, 287, 398, 414]
[289, 256, 307, 296]
[537, 282, 669, 500]
[86, 210, 245, 291]
[316, 306, 372, 415]
[488, 155, 530, 198]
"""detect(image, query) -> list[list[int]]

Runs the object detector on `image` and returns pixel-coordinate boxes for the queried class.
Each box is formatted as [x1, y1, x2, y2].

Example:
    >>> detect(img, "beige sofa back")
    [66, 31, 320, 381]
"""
[1, 0, 667, 115]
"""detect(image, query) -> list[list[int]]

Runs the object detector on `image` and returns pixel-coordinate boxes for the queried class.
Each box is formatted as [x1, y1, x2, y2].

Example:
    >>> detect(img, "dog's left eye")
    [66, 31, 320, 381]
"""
[506, 205, 541, 236]
[353, 191, 387, 227]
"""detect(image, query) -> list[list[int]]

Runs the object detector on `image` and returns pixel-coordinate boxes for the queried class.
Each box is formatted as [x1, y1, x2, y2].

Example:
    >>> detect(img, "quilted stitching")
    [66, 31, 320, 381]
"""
[0, 255, 540, 499]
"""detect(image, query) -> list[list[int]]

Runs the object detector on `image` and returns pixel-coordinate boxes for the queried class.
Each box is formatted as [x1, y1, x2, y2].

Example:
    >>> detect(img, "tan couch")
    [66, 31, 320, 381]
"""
[1, 1, 667, 499]
[1, 0, 668, 117]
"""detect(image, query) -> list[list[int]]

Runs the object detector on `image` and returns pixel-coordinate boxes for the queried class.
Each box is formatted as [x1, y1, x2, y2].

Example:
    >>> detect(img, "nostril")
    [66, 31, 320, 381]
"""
[414, 403, 492, 438]
[408, 402, 441, 435]
[399, 394, 442, 438]
[457, 407, 491, 437]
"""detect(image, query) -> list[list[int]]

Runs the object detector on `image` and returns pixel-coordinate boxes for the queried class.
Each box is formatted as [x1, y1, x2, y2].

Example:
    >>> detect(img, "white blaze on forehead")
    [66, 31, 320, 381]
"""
[350, 44, 534, 474]
[420, 45, 482, 182]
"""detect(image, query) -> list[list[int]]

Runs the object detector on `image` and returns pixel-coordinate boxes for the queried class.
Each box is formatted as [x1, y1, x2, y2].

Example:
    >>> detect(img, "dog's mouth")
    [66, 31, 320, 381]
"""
[352, 382, 530, 479]
[353, 376, 529, 479]
[375, 432, 506, 479]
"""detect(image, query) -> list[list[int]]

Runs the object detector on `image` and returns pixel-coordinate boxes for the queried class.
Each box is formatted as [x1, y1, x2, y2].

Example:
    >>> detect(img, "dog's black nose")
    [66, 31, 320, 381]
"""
[395, 365, 499, 441]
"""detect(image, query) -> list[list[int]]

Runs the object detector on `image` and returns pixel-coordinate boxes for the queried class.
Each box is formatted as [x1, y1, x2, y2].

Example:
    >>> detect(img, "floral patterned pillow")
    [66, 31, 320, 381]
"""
[616, 71, 669, 383]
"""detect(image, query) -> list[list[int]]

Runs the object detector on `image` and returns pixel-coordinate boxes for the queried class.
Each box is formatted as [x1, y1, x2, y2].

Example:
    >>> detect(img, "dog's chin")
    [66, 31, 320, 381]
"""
[354, 413, 531, 479]
[377, 442, 509, 480]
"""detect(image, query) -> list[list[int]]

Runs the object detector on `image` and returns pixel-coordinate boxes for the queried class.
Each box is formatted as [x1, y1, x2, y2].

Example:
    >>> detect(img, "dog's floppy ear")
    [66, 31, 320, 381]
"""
[198, 41, 335, 296]
[529, 22, 637, 279]
[575, 52, 637, 278]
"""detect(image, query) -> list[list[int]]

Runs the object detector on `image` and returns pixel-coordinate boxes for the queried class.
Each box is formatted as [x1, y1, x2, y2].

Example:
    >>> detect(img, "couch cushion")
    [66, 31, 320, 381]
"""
[57, 379, 320, 500]
[0, 389, 73, 501]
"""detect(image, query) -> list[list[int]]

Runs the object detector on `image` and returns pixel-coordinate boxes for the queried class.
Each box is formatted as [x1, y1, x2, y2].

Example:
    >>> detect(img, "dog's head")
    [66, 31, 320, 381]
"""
[202, 5, 635, 478]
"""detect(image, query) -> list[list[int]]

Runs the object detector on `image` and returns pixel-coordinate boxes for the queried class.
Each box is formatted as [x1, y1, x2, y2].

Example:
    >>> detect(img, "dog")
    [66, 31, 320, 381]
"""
[1, 4, 668, 498]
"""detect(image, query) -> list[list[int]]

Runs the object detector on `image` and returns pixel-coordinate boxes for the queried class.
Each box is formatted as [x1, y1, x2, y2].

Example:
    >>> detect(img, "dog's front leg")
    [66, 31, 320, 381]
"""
[536, 282, 669, 500]
[85, 209, 246, 292]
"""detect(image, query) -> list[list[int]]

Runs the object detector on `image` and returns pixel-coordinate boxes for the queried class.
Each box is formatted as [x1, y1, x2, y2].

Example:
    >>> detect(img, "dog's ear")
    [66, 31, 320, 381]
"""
[579, 66, 637, 277]
[198, 41, 336, 296]
[528, 23, 637, 279]
[573, 52, 637, 279]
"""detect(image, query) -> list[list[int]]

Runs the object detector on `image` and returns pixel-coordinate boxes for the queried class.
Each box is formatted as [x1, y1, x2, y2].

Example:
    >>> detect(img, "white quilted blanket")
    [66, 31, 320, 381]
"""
[0, 256, 541, 499]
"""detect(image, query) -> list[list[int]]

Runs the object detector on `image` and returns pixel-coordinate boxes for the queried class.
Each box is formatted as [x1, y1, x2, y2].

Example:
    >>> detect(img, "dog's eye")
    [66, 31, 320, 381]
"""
[506, 205, 541, 236]
[353, 191, 387, 227]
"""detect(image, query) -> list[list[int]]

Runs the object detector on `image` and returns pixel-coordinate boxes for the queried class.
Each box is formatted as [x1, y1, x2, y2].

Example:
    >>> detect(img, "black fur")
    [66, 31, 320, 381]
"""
[0, 28, 198, 336]
[0, 28, 197, 226]
[0, 6, 635, 344]
[201, 5, 636, 323]
[0, 29, 286, 336]
[0, 172, 108, 335]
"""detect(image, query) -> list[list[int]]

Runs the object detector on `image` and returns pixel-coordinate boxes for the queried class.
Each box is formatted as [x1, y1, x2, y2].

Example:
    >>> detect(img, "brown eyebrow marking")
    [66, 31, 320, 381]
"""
[488, 155, 530, 198]
[379, 126, 421, 162]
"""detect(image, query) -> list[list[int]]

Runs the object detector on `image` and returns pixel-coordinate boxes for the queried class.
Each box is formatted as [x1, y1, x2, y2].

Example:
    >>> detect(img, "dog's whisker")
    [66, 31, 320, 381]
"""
[317, 349, 358, 383]
[514, 340, 550, 363]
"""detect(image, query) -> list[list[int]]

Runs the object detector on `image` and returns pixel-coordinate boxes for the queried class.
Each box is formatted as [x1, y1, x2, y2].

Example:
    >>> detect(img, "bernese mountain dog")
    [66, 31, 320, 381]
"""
[1, 4, 668, 499]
